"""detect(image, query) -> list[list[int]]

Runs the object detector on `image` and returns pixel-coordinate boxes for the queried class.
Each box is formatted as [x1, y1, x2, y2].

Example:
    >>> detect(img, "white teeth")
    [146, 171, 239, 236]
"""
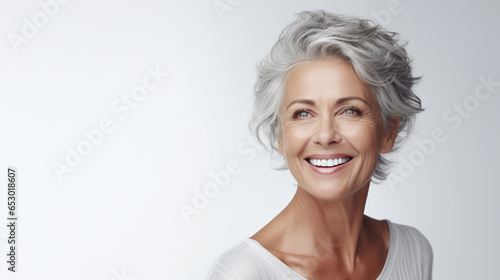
[308, 157, 351, 167]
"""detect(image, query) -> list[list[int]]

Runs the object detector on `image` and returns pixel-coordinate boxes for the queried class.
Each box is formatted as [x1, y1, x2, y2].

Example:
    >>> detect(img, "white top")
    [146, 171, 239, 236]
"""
[207, 220, 433, 279]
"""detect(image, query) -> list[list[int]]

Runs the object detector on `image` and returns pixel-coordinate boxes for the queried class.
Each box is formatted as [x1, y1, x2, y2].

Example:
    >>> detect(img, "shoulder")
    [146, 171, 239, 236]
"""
[206, 238, 296, 280]
[389, 221, 433, 257]
[386, 221, 433, 278]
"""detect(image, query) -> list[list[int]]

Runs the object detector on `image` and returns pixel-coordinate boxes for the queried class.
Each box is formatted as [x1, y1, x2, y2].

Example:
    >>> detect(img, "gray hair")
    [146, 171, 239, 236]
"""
[249, 10, 423, 182]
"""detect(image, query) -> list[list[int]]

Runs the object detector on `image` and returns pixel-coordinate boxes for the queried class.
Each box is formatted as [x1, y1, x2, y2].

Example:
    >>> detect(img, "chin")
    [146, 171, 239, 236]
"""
[301, 183, 361, 202]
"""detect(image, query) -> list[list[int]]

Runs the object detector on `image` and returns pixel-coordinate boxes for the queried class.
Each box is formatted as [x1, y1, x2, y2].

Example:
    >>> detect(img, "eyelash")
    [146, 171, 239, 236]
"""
[292, 108, 312, 119]
[291, 106, 361, 119]
[342, 106, 362, 116]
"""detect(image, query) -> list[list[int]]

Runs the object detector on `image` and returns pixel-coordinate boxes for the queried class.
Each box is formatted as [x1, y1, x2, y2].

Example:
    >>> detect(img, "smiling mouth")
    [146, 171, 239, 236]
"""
[306, 157, 353, 168]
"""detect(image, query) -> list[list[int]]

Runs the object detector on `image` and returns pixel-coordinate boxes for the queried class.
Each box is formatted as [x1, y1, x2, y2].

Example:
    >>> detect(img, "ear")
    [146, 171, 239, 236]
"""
[380, 116, 399, 154]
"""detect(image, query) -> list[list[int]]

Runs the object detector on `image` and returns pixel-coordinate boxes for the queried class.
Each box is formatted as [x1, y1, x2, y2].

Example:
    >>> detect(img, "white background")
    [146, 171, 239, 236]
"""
[1, 0, 499, 279]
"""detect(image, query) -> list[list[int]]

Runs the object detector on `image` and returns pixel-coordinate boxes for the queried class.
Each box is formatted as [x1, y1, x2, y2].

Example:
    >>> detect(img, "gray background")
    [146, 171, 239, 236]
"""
[1, 0, 499, 279]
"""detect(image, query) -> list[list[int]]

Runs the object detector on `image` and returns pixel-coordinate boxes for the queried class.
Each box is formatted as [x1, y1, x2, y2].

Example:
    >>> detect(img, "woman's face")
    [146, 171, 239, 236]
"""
[278, 59, 396, 201]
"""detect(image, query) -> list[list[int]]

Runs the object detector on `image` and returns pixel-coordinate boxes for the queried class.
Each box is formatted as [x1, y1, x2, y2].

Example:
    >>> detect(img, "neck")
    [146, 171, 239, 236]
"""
[280, 183, 371, 269]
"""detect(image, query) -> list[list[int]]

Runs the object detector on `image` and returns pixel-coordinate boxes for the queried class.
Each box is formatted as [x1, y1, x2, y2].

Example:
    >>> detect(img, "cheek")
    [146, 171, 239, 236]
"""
[281, 124, 312, 157]
[340, 122, 380, 154]
[340, 122, 381, 181]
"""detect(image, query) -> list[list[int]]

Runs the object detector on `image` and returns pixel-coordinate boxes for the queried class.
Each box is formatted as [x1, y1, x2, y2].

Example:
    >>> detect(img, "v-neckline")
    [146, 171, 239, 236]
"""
[246, 220, 395, 279]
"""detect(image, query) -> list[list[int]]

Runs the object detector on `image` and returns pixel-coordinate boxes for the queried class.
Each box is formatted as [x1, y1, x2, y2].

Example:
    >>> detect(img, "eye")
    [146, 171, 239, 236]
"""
[293, 109, 311, 119]
[342, 107, 361, 116]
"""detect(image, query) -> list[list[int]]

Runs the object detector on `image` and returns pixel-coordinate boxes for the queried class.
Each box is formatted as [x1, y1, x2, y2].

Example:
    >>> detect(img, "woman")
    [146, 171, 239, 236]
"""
[207, 10, 432, 280]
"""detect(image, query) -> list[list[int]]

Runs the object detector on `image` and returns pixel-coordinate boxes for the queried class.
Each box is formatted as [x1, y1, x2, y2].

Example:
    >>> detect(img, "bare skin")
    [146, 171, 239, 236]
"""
[251, 188, 389, 279]
[251, 59, 398, 279]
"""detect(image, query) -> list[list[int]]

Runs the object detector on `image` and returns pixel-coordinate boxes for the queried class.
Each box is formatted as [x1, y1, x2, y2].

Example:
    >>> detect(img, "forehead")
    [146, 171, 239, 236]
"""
[282, 59, 374, 106]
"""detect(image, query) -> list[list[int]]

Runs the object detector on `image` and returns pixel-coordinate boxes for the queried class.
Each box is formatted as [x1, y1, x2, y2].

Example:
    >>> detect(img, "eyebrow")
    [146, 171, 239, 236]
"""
[286, 96, 370, 109]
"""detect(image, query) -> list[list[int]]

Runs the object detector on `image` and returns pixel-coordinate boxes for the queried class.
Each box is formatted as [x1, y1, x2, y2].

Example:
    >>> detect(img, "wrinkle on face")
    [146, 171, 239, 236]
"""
[278, 59, 392, 201]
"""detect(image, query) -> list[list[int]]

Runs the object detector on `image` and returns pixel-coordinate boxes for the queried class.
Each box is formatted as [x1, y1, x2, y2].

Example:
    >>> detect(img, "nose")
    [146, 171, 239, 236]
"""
[312, 115, 341, 146]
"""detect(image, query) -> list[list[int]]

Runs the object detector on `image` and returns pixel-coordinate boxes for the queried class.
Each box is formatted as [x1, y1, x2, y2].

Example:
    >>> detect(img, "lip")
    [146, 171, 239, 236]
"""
[306, 153, 352, 160]
[305, 154, 353, 175]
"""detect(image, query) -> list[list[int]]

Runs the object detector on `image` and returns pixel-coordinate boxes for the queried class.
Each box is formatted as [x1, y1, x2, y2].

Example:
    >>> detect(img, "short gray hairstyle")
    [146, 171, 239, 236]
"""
[249, 10, 423, 181]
